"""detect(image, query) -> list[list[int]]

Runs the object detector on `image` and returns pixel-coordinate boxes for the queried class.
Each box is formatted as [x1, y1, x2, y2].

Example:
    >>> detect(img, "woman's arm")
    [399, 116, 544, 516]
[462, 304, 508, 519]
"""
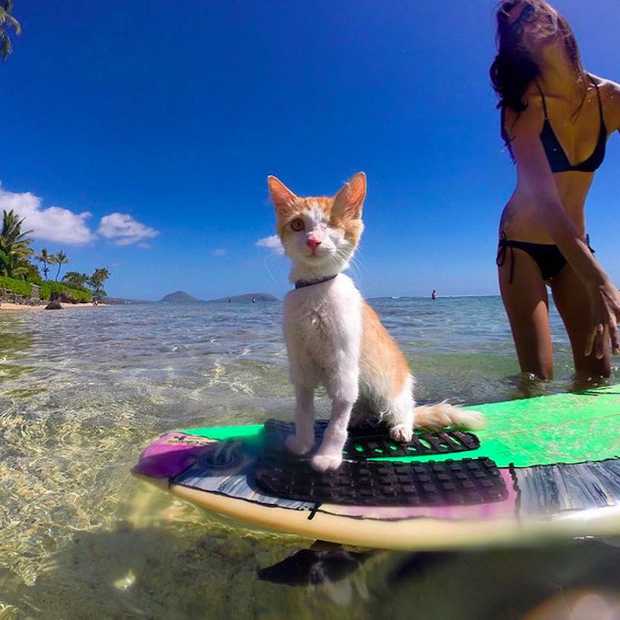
[607, 80, 620, 133]
[590, 75, 620, 133]
[505, 99, 620, 357]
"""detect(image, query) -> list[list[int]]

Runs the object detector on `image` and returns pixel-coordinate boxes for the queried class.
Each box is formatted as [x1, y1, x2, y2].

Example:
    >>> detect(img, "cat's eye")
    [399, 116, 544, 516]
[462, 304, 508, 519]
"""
[290, 218, 305, 232]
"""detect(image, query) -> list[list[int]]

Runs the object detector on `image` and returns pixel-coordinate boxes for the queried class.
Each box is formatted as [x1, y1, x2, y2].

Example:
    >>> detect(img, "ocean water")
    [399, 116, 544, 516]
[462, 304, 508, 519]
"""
[0, 297, 619, 619]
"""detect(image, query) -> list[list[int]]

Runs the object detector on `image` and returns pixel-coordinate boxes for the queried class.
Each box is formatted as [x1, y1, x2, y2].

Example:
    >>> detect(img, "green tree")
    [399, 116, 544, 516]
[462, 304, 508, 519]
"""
[23, 262, 42, 284]
[0, 209, 33, 278]
[63, 271, 89, 289]
[89, 267, 110, 299]
[0, 1, 21, 61]
[35, 248, 52, 280]
[51, 250, 69, 281]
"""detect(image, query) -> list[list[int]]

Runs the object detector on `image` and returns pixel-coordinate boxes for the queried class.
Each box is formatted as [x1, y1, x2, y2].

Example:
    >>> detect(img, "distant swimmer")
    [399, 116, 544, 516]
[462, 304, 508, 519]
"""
[252, 297, 256, 303]
[431, 289, 437, 300]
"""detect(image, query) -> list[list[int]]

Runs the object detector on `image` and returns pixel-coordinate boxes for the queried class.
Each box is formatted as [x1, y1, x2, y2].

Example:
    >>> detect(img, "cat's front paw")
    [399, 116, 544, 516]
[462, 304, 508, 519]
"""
[285, 434, 314, 456]
[311, 452, 343, 472]
[390, 424, 413, 443]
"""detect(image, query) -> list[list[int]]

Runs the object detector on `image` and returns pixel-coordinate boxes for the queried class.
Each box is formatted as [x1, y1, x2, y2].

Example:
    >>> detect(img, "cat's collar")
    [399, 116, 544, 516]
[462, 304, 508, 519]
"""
[294, 274, 338, 289]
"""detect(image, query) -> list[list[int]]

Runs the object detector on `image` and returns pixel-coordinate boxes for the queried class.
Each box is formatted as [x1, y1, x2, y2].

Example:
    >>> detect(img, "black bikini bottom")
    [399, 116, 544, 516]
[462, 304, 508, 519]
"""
[496, 234, 594, 283]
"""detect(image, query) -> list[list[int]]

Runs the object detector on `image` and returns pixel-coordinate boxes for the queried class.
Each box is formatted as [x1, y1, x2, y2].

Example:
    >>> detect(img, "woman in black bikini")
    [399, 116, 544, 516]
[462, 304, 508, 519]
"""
[491, 0, 620, 381]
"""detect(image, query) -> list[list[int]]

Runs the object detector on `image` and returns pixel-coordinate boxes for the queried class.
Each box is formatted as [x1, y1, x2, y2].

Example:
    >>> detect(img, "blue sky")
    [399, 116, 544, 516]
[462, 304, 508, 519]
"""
[2, 0, 619, 300]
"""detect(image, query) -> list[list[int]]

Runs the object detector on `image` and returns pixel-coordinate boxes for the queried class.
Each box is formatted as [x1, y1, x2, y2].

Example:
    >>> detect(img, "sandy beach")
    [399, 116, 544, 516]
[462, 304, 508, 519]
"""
[0, 302, 106, 312]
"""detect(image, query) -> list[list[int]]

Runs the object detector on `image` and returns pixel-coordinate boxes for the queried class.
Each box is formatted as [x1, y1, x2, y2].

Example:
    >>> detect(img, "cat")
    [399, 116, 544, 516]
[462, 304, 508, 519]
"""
[267, 172, 483, 472]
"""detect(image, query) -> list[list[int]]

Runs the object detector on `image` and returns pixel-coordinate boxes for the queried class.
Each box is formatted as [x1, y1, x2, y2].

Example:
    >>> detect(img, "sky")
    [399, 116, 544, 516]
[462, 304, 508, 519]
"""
[2, 0, 619, 300]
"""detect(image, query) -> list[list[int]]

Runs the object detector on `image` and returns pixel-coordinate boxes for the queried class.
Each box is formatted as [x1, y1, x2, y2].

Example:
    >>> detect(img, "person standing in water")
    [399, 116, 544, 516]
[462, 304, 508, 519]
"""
[431, 290, 437, 300]
[491, 0, 620, 381]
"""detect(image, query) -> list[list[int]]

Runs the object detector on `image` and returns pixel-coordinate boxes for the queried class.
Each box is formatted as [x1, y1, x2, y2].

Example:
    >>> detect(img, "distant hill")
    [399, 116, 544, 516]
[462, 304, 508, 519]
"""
[207, 293, 278, 303]
[160, 291, 204, 303]
[159, 291, 278, 304]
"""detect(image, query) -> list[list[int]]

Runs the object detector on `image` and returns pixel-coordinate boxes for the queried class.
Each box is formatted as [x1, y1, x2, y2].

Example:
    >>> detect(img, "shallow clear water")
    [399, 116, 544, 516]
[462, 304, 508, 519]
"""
[1, 299, 618, 619]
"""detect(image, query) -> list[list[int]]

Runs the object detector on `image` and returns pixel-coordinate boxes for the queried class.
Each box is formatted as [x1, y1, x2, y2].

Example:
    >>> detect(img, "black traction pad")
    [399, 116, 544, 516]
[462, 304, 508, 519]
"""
[254, 457, 508, 506]
[263, 418, 480, 460]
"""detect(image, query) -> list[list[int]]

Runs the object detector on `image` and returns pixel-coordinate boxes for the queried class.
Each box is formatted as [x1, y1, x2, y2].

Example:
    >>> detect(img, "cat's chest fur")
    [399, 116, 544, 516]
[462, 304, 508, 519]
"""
[283, 274, 363, 357]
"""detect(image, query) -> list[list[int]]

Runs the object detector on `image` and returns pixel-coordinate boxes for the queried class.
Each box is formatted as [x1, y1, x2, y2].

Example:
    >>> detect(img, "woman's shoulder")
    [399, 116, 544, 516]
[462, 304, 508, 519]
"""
[588, 73, 618, 87]
[588, 74, 620, 102]
[590, 74, 620, 131]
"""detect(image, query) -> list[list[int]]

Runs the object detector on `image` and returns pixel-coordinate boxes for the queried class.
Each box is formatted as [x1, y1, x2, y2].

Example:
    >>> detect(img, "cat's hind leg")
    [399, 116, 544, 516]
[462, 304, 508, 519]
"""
[285, 384, 317, 456]
[385, 374, 415, 443]
[382, 376, 485, 436]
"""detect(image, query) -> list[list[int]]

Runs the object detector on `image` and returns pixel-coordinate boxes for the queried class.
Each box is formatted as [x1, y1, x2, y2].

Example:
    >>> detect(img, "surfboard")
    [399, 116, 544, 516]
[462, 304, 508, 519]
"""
[133, 384, 620, 550]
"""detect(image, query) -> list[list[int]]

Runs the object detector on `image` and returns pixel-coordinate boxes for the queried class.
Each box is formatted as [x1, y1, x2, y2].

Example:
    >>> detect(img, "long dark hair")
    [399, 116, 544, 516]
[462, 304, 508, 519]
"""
[489, 1, 585, 153]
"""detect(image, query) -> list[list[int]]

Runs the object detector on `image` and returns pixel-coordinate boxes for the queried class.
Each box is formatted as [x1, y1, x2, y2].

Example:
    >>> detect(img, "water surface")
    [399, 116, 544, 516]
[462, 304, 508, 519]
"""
[1, 298, 618, 618]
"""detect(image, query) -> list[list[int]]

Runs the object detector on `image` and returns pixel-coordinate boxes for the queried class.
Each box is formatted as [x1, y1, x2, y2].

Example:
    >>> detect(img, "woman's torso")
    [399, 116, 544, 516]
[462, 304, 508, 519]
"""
[500, 76, 611, 243]
[500, 172, 593, 242]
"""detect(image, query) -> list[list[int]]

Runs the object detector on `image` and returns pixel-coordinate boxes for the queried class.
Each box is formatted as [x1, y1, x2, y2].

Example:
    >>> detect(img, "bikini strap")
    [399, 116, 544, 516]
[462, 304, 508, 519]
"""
[535, 82, 549, 119]
[589, 76, 605, 126]
[496, 232, 516, 284]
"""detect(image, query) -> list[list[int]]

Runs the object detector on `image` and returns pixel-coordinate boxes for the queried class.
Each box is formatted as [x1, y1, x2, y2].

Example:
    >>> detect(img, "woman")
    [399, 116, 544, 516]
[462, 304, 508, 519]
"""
[491, 0, 620, 381]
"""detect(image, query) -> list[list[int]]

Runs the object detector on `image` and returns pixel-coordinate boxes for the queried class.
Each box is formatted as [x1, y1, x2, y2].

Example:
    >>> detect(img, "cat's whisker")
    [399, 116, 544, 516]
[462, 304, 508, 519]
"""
[347, 253, 364, 277]
[262, 253, 280, 288]
[339, 250, 364, 285]
[263, 254, 280, 286]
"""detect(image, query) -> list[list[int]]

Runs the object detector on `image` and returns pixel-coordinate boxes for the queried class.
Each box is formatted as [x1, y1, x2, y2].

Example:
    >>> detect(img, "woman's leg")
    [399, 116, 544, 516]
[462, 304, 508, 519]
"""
[498, 248, 554, 379]
[550, 265, 611, 380]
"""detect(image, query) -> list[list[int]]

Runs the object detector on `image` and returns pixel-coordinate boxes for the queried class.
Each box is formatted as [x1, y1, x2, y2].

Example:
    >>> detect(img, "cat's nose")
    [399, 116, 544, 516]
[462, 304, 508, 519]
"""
[306, 238, 321, 250]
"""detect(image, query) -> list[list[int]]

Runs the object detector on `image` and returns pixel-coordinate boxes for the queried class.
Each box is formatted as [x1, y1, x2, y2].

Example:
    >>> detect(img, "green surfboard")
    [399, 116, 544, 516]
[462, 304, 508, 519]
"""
[133, 384, 620, 550]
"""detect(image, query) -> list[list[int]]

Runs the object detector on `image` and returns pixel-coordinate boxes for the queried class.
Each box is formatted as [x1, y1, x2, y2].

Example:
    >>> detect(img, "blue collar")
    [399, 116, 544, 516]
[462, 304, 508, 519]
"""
[294, 274, 338, 289]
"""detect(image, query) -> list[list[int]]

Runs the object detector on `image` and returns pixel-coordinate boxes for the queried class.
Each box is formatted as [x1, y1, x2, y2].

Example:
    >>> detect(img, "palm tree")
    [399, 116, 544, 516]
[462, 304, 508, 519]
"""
[0, 209, 33, 278]
[22, 262, 41, 283]
[0, 1, 21, 61]
[35, 248, 51, 280]
[51, 250, 69, 281]
[62, 271, 89, 289]
[89, 267, 110, 300]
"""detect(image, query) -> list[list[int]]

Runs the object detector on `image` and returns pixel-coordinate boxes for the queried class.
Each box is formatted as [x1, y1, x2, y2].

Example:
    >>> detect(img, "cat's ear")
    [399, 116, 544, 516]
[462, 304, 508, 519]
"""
[267, 176, 298, 218]
[333, 172, 366, 219]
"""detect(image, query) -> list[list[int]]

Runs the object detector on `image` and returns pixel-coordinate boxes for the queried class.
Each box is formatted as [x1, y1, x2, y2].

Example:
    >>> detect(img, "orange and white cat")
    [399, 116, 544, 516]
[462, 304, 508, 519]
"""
[267, 172, 483, 472]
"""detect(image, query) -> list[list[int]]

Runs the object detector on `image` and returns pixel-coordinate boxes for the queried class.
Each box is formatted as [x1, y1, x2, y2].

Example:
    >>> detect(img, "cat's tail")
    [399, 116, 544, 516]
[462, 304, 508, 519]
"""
[413, 401, 485, 431]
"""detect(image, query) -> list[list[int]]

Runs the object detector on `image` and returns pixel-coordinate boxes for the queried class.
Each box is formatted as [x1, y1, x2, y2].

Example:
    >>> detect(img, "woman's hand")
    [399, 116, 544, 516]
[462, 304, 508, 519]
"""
[585, 279, 620, 358]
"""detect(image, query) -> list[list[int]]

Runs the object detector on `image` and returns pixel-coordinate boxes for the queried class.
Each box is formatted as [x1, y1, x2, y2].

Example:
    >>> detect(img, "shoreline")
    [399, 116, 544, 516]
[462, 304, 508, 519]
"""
[0, 302, 106, 312]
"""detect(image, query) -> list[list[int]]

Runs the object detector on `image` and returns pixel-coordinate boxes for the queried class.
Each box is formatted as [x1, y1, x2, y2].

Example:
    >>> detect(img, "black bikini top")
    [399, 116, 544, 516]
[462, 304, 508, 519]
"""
[536, 77, 607, 174]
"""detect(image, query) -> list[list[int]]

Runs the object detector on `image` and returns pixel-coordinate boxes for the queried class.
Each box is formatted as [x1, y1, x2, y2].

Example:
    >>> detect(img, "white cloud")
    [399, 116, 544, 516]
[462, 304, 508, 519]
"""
[97, 213, 159, 246]
[0, 183, 94, 245]
[256, 235, 284, 255]
[212, 248, 227, 257]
